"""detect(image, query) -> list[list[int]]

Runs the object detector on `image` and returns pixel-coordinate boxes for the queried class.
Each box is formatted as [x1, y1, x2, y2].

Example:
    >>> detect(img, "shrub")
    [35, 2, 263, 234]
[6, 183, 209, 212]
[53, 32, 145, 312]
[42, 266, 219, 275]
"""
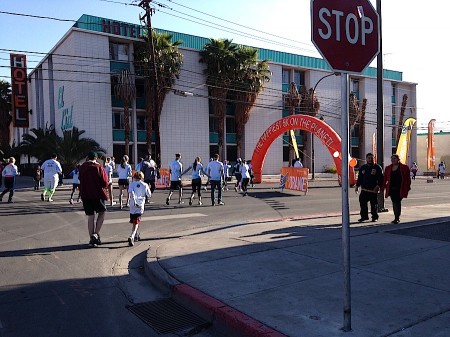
[323, 165, 337, 174]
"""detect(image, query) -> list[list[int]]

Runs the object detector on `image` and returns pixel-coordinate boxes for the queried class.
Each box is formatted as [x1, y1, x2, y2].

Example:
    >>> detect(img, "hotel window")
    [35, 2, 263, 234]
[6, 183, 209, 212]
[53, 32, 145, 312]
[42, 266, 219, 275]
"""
[110, 43, 129, 61]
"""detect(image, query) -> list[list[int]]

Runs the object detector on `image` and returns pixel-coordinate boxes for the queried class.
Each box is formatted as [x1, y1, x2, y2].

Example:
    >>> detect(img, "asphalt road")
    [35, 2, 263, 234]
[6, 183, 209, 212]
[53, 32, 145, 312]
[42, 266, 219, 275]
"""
[0, 176, 448, 336]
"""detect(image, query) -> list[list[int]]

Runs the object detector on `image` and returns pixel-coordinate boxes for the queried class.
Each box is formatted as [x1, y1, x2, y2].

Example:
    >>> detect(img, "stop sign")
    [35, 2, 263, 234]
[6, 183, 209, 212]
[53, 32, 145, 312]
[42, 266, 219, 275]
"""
[311, 0, 380, 73]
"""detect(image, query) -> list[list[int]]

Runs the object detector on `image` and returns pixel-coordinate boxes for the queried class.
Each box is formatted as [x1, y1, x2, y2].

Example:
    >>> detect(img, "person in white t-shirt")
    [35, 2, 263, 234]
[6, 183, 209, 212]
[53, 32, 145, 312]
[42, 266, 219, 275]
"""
[127, 171, 151, 246]
[104, 157, 116, 206]
[41, 153, 63, 202]
[207, 153, 225, 206]
[166, 153, 183, 205]
[0, 157, 19, 203]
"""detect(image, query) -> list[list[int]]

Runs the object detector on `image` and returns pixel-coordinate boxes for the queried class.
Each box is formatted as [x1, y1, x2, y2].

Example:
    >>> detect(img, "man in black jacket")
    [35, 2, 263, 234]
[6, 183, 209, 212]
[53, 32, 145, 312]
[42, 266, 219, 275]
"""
[355, 153, 383, 222]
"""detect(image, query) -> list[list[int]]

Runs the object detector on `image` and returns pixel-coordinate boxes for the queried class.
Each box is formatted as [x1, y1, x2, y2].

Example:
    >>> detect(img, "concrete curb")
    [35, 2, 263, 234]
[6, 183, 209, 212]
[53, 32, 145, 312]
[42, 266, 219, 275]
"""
[145, 243, 288, 337]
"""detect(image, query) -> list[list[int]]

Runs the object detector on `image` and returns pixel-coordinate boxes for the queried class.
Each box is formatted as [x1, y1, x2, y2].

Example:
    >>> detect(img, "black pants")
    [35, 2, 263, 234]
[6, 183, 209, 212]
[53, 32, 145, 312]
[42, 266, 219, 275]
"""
[359, 190, 378, 219]
[390, 188, 402, 221]
[0, 177, 15, 202]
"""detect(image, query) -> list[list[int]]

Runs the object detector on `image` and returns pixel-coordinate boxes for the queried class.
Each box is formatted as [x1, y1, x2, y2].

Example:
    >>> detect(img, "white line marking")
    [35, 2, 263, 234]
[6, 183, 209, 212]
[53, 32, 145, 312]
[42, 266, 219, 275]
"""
[103, 213, 207, 224]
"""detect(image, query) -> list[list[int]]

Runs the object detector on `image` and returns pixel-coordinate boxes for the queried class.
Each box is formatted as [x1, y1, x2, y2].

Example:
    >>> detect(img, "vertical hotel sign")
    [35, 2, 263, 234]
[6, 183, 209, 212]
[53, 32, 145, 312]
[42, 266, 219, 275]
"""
[10, 54, 29, 127]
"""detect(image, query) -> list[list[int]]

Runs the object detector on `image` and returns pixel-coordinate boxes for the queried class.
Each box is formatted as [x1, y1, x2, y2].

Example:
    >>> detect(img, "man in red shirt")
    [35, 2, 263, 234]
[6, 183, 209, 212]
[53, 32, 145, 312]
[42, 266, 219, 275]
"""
[79, 151, 108, 247]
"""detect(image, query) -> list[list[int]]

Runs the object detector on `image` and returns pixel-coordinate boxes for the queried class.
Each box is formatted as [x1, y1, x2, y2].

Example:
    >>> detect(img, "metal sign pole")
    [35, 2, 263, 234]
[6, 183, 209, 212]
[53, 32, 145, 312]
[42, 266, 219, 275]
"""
[341, 72, 351, 331]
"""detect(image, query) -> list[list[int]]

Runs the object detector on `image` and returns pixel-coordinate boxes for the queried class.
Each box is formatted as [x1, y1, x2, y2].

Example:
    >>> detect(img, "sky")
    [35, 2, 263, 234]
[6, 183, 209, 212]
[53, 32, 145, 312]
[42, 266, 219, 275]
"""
[1, 0, 447, 133]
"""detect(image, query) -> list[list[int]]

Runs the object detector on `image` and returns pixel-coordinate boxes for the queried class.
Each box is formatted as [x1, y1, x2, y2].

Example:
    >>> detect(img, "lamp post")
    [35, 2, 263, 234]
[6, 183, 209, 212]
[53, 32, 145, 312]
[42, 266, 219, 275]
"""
[311, 72, 340, 179]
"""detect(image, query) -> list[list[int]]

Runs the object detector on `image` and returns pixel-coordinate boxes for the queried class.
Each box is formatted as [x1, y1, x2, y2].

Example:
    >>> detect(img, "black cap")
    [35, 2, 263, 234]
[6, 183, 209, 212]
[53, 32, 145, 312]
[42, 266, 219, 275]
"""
[88, 151, 98, 160]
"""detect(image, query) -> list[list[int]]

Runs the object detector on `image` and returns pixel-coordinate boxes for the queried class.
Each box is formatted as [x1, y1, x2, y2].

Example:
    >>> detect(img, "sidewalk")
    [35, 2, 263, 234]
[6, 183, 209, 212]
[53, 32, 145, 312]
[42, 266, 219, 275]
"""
[145, 196, 450, 336]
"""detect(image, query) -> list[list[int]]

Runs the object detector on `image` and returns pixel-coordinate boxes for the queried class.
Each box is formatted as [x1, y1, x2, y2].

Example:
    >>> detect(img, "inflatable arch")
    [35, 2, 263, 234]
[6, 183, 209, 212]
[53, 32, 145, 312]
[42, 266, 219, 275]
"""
[251, 115, 356, 186]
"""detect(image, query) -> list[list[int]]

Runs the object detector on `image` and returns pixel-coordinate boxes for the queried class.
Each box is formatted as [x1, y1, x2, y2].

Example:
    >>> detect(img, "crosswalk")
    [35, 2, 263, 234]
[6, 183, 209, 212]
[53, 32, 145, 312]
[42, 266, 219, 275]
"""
[72, 212, 208, 224]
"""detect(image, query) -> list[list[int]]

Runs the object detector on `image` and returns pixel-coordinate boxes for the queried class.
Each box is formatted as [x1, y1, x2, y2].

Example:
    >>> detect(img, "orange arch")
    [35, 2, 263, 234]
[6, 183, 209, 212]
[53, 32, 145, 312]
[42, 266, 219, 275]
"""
[251, 115, 356, 186]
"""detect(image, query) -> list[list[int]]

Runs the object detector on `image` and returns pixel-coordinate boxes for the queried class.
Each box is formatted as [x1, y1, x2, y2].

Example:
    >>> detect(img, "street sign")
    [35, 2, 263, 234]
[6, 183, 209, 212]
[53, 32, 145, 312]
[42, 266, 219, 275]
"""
[311, 0, 380, 73]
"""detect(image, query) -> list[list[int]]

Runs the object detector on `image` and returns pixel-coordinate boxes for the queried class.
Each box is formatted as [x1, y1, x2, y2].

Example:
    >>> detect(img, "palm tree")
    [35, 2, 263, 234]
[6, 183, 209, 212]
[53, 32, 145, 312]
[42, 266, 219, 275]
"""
[114, 69, 135, 157]
[232, 46, 271, 158]
[0, 80, 12, 151]
[55, 127, 105, 175]
[19, 124, 58, 162]
[134, 30, 183, 163]
[199, 39, 237, 159]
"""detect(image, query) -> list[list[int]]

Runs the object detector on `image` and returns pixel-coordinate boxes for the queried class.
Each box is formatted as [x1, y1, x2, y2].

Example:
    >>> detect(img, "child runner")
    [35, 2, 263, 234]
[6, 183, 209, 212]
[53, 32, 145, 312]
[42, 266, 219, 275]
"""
[69, 164, 81, 204]
[34, 164, 42, 190]
[127, 171, 151, 246]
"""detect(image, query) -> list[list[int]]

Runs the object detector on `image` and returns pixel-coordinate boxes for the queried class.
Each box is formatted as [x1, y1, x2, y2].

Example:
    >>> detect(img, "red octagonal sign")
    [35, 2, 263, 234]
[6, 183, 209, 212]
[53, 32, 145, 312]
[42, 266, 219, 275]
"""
[311, 0, 380, 73]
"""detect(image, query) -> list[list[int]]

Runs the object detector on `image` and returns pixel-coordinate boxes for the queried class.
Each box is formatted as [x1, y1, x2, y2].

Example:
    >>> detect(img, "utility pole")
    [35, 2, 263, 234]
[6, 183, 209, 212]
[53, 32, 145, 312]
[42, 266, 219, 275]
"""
[138, 0, 160, 165]
[376, 0, 387, 212]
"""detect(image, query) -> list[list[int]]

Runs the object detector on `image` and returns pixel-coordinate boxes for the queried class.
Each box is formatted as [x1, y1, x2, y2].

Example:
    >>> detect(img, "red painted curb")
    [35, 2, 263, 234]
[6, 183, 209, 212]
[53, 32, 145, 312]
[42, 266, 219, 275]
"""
[173, 284, 288, 337]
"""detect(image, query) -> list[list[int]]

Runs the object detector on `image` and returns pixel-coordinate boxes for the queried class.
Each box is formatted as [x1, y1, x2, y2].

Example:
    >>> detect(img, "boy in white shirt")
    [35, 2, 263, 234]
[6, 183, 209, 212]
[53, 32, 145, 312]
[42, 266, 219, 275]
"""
[127, 171, 151, 246]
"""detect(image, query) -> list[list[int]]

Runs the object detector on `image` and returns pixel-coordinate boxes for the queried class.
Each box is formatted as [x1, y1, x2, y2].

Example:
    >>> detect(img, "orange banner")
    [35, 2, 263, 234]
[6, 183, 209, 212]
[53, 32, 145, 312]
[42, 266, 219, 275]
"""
[427, 119, 436, 170]
[280, 167, 309, 193]
[156, 168, 170, 188]
[372, 132, 377, 163]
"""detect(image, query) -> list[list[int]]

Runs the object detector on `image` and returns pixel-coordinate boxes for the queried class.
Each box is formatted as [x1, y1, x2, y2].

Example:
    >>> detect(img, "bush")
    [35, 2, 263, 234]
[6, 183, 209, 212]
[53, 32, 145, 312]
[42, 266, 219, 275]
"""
[323, 165, 337, 174]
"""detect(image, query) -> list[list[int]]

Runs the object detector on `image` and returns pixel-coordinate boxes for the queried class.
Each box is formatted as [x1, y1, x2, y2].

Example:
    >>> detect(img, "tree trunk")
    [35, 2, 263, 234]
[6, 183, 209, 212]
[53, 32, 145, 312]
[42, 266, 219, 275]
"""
[124, 101, 130, 157]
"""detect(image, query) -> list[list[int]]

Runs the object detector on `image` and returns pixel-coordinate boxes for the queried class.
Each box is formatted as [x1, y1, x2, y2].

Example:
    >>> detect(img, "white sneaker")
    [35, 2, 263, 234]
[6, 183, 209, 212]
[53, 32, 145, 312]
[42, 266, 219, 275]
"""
[110, 201, 117, 206]
[48, 198, 53, 202]
[128, 236, 134, 246]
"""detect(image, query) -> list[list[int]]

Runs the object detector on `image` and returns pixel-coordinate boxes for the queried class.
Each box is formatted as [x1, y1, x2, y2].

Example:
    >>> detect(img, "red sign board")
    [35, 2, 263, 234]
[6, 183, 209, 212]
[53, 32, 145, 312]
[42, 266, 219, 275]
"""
[311, 0, 380, 73]
[10, 54, 29, 127]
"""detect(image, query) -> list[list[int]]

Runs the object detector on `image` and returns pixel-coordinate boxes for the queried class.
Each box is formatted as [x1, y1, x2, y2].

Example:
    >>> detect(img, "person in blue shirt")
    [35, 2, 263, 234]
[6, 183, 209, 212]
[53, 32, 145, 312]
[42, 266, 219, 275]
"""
[182, 156, 210, 206]
[68, 164, 81, 204]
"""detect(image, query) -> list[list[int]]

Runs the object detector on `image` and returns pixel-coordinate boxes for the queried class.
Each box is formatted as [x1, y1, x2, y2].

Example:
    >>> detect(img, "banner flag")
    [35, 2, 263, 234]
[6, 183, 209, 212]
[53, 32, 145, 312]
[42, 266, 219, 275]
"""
[427, 119, 436, 170]
[396, 117, 416, 164]
[372, 132, 377, 163]
[289, 130, 299, 159]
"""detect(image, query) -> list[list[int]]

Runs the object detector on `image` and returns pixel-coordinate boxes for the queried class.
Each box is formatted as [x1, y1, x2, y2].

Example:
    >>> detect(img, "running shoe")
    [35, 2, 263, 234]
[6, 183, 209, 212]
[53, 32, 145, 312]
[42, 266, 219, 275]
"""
[69, 199, 73, 205]
[166, 198, 170, 205]
[41, 193, 45, 201]
[218, 201, 225, 205]
[48, 198, 53, 202]
[128, 236, 134, 246]
[189, 199, 193, 206]
[134, 232, 140, 242]
[90, 235, 98, 247]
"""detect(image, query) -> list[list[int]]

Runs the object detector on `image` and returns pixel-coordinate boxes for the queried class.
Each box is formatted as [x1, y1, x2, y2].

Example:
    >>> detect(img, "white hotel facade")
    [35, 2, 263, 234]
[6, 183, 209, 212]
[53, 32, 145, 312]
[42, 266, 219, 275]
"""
[26, 14, 417, 173]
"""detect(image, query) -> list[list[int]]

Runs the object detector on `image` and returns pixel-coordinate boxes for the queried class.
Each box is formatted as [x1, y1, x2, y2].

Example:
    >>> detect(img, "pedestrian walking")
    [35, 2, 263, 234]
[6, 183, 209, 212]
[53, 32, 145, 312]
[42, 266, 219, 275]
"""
[293, 157, 303, 168]
[207, 153, 225, 206]
[233, 158, 243, 192]
[116, 155, 132, 209]
[68, 164, 81, 204]
[135, 157, 144, 172]
[141, 154, 159, 197]
[410, 162, 418, 180]
[203, 157, 213, 191]
[33, 164, 42, 190]
[354, 153, 384, 222]
[41, 153, 63, 202]
[127, 171, 151, 246]
[240, 159, 251, 196]
[222, 160, 232, 191]
[181, 156, 210, 206]
[438, 161, 445, 179]
[79, 151, 109, 247]
[166, 153, 183, 205]
[104, 157, 116, 206]
[382, 154, 411, 224]
[0, 157, 19, 203]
